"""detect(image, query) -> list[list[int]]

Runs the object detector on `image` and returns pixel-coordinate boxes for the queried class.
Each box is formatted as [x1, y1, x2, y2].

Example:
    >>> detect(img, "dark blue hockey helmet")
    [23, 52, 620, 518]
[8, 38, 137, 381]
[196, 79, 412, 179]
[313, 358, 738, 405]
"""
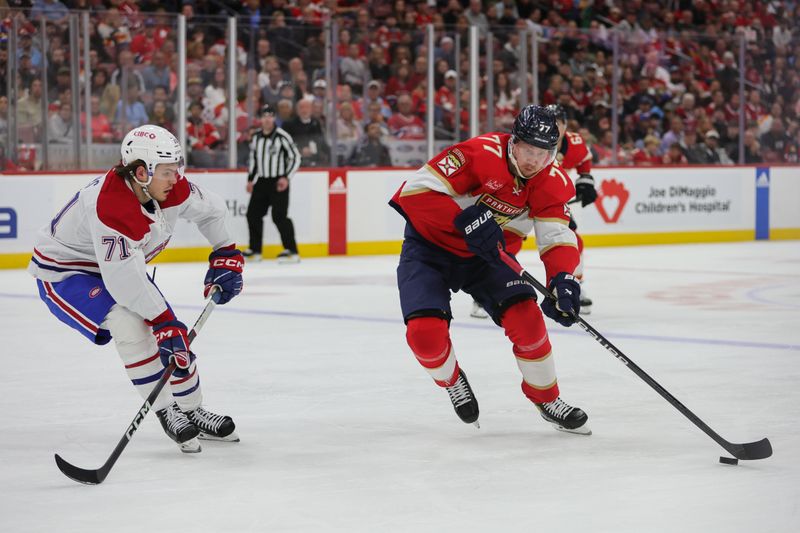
[511, 105, 560, 151]
[546, 104, 568, 124]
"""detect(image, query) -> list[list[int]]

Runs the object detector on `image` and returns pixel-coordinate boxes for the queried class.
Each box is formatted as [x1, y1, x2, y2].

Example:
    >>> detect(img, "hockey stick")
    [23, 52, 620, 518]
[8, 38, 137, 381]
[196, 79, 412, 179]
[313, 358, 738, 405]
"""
[497, 248, 772, 461]
[54, 288, 223, 485]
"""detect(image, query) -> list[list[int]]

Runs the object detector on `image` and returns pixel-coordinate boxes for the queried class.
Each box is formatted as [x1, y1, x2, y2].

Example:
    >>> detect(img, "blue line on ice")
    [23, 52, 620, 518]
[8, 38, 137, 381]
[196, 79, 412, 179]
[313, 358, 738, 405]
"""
[4, 292, 797, 352]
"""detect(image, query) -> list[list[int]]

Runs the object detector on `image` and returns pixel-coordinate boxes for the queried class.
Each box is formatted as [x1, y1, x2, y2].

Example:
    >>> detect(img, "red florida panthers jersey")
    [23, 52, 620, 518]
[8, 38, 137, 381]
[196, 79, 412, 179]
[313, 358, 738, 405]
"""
[390, 132, 580, 281]
[557, 131, 592, 175]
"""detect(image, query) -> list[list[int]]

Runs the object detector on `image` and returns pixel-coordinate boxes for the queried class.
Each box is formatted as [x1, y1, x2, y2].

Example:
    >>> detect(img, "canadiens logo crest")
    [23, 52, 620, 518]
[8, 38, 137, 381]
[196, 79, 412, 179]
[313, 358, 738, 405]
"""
[89, 286, 103, 298]
[436, 150, 465, 177]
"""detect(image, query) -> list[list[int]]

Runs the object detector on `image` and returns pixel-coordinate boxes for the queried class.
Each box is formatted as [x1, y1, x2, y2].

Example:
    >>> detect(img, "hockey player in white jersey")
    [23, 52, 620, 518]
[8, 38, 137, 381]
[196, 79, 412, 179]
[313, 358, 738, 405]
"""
[29, 125, 244, 453]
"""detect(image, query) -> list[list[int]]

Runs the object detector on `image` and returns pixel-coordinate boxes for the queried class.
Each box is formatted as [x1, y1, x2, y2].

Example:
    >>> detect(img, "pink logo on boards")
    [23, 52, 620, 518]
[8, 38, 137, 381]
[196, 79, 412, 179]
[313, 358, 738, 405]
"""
[595, 179, 630, 223]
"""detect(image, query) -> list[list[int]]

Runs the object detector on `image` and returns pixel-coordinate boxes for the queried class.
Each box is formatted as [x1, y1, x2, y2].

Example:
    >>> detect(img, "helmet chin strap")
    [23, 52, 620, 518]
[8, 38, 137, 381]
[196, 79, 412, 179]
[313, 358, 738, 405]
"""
[130, 166, 155, 200]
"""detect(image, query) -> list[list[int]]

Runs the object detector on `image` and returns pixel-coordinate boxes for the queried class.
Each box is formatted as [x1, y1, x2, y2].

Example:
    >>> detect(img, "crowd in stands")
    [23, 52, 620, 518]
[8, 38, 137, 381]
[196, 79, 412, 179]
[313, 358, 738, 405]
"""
[0, 0, 798, 171]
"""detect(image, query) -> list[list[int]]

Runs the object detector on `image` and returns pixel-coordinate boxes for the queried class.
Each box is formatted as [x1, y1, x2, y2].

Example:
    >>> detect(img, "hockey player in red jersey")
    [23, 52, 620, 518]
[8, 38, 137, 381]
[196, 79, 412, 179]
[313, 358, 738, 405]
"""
[549, 104, 598, 314]
[390, 105, 590, 434]
[29, 125, 243, 453]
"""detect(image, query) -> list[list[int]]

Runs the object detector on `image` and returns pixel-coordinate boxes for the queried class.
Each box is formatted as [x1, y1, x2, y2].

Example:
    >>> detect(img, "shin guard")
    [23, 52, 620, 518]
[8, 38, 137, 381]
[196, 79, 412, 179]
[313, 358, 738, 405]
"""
[406, 317, 459, 386]
[502, 299, 560, 404]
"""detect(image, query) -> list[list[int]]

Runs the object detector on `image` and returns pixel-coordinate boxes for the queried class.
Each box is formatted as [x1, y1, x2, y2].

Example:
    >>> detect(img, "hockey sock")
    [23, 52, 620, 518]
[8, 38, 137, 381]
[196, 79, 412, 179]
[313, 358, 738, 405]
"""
[502, 299, 560, 404]
[103, 305, 174, 411]
[406, 317, 459, 386]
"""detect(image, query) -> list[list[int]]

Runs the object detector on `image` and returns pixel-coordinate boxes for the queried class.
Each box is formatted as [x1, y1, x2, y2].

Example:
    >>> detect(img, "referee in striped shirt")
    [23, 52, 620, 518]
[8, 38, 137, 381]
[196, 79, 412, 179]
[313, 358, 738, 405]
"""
[244, 104, 302, 263]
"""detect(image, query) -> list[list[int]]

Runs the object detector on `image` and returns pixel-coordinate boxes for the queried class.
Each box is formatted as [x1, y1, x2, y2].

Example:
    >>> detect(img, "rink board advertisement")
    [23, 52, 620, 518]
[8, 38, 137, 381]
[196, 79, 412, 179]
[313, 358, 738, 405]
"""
[0, 165, 798, 267]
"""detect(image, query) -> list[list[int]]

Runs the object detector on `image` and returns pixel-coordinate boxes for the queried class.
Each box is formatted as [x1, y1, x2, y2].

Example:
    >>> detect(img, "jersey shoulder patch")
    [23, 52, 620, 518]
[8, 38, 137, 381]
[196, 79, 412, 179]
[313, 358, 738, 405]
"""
[158, 176, 192, 209]
[97, 173, 153, 241]
[432, 147, 467, 178]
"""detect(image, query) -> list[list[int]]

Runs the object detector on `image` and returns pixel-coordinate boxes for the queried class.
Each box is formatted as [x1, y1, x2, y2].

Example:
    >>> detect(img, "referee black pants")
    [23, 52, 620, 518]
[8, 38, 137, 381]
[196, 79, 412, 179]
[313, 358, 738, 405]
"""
[246, 178, 298, 254]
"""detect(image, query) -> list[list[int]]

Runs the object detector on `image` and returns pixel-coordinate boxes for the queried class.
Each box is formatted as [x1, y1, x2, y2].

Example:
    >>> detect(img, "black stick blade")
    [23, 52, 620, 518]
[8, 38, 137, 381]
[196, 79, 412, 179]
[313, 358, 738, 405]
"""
[725, 438, 773, 461]
[54, 454, 108, 485]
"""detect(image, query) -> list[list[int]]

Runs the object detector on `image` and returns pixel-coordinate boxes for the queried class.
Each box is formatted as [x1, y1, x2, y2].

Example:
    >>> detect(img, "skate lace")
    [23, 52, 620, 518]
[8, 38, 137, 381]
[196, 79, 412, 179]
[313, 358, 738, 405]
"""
[542, 398, 573, 419]
[190, 406, 226, 432]
[446, 376, 473, 408]
[164, 404, 194, 433]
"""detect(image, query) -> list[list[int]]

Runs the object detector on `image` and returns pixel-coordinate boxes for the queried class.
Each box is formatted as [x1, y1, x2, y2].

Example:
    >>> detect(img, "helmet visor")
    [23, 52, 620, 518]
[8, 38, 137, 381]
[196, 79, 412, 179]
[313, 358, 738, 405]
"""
[510, 137, 556, 178]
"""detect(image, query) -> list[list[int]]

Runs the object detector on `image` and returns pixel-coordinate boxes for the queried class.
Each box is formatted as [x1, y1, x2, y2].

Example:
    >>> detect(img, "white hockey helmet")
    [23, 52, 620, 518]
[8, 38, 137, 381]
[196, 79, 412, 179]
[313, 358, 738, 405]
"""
[120, 125, 184, 185]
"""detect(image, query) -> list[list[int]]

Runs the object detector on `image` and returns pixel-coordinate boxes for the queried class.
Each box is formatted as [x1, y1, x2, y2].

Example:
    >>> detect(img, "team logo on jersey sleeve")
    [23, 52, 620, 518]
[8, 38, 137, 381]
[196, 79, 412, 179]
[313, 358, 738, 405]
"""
[436, 149, 465, 177]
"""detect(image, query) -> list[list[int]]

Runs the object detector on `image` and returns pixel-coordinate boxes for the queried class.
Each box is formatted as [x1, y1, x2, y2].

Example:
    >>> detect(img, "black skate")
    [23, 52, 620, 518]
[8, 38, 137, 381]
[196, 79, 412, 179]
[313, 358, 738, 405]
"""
[277, 249, 300, 264]
[535, 397, 591, 435]
[445, 369, 480, 427]
[156, 402, 202, 453]
[187, 406, 239, 442]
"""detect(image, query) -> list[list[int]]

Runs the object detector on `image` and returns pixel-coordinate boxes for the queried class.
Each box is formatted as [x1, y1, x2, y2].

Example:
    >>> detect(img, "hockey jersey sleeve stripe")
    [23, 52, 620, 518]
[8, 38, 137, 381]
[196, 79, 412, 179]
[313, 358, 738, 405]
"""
[532, 216, 569, 225]
[399, 186, 432, 197]
[503, 226, 527, 237]
[533, 219, 578, 253]
[422, 164, 458, 196]
[539, 241, 578, 255]
[34, 247, 99, 268]
[42, 281, 99, 334]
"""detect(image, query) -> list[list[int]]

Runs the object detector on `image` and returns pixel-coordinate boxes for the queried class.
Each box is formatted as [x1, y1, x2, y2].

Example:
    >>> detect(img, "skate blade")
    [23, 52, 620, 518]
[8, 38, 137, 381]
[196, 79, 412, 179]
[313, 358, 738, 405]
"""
[472, 421, 481, 429]
[179, 438, 202, 453]
[554, 424, 592, 436]
[198, 430, 240, 442]
[277, 256, 300, 264]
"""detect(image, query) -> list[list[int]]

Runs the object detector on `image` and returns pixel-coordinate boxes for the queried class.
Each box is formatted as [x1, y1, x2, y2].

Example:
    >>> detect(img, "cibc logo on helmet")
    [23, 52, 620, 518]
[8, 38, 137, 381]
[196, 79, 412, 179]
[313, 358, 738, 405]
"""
[133, 131, 157, 139]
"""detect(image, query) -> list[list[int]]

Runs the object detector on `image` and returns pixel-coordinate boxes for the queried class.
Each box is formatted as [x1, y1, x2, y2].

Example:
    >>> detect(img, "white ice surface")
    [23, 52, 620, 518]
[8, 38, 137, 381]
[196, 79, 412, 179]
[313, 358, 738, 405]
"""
[1, 241, 798, 532]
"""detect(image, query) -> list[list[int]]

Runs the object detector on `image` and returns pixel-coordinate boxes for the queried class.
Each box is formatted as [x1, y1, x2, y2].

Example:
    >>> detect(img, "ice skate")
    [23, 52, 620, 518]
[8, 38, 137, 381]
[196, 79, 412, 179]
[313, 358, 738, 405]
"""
[156, 402, 202, 453]
[445, 369, 480, 427]
[187, 406, 239, 442]
[534, 397, 591, 435]
[470, 300, 489, 319]
[277, 249, 300, 264]
[579, 283, 592, 315]
[242, 249, 262, 263]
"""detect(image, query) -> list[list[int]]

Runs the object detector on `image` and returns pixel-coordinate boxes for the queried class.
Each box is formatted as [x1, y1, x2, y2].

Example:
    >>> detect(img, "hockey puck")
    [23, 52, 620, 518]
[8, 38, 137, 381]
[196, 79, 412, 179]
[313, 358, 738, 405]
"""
[719, 456, 739, 465]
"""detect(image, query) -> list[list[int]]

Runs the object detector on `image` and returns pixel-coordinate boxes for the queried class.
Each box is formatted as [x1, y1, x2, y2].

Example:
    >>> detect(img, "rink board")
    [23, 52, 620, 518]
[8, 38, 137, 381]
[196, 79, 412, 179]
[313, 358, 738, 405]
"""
[0, 165, 798, 268]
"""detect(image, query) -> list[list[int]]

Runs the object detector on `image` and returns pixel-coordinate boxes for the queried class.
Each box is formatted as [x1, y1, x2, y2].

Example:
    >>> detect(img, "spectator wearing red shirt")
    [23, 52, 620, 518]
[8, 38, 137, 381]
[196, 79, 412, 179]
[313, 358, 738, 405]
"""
[385, 63, 415, 97]
[81, 95, 114, 143]
[662, 142, 688, 164]
[436, 70, 458, 128]
[633, 135, 664, 167]
[388, 93, 425, 139]
[187, 101, 223, 167]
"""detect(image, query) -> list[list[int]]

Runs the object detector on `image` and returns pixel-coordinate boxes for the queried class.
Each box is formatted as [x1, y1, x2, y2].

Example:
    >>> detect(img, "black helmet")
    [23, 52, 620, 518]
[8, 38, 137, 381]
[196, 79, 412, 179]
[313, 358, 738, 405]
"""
[546, 104, 567, 124]
[511, 105, 560, 151]
[260, 103, 276, 117]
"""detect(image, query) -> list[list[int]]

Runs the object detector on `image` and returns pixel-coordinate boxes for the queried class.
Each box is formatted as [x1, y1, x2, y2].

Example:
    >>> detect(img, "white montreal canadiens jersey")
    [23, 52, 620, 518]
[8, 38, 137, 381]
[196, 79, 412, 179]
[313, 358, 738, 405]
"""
[28, 170, 233, 321]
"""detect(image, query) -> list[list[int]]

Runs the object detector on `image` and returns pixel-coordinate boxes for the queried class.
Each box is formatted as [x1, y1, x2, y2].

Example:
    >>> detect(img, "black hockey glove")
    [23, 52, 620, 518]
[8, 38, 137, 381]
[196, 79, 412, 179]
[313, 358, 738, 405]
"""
[575, 173, 597, 207]
[454, 205, 505, 265]
[541, 272, 581, 327]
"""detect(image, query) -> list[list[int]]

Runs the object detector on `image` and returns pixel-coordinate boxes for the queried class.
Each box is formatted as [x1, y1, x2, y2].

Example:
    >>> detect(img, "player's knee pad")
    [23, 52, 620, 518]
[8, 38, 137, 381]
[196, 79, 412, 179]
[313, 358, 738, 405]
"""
[102, 304, 158, 363]
[406, 316, 450, 358]
[501, 298, 549, 353]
